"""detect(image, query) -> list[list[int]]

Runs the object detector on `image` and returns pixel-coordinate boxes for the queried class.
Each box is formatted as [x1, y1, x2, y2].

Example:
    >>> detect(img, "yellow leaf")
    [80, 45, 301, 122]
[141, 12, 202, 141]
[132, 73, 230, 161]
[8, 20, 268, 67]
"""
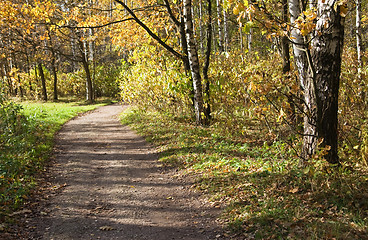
[244, 0, 249, 7]
[339, 5, 348, 17]
[233, 6, 240, 15]
[289, 187, 299, 193]
[99, 226, 115, 231]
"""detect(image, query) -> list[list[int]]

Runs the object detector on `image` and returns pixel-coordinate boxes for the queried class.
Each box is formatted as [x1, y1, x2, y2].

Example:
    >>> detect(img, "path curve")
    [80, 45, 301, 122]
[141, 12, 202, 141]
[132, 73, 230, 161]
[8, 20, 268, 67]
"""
[28, 104, 223, 240]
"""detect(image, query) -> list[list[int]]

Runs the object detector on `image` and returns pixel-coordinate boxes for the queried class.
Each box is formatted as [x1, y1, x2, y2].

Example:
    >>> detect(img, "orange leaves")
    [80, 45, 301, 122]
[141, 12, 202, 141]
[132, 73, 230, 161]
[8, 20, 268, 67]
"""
[28, 0, 56, 21]
[233, 0, 254, 24]
[0, 0, 56, 45]
[294, 8, 317, 36]
[333, 0, 348, 17]
[233, 2, 245, 15]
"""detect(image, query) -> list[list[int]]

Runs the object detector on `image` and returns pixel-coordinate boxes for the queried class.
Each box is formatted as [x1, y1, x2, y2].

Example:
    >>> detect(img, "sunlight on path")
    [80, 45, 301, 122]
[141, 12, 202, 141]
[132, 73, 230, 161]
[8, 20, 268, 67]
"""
[30, 104, 222, 240]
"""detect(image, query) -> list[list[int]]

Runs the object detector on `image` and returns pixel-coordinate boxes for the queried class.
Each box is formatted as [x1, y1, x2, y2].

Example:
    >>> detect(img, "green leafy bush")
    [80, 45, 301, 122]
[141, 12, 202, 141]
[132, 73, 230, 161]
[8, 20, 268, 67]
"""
[118, 45, 193, 118]
[0, 97, 42, 210]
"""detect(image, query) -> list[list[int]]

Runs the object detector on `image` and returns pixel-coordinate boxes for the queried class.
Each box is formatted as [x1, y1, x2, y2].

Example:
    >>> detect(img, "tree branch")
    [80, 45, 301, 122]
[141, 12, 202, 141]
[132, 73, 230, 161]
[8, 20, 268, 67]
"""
[55, 18, 135, 29]
[114, 0, 182, 60]
[163, 0, 181, 27]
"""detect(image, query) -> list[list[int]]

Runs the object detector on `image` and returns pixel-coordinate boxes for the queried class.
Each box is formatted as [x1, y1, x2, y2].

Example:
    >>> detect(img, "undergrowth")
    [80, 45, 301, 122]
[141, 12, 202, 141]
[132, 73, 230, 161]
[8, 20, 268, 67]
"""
[121, 107, 368, 240]
[0, 99, 108, 219]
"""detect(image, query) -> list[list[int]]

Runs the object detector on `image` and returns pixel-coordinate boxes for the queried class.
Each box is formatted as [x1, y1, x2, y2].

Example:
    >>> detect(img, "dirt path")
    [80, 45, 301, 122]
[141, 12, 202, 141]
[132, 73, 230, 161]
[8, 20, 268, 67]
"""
[25, 104, 224, 240]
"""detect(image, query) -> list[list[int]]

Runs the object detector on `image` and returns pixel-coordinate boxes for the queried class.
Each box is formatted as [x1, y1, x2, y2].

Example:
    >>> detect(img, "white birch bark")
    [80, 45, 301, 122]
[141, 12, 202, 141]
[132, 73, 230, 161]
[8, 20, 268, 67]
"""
[356, 0, 362, 77]
[288, 0, 308, 89]
[309, 0, 345, 164]
[223, 0, 229, 52]
[248, 28, 252, 53]
[183, 0, 205, 125]
[216, 0, 224, 52]
[199, 0, 204, 53]
[239, 26, 244, 53]
[289, 0, 316, 163]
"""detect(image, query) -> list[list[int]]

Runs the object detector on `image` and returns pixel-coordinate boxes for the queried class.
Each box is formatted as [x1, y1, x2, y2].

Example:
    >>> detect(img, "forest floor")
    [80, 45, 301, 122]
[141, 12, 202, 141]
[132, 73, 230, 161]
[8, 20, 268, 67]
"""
[7, 104, 226, 240]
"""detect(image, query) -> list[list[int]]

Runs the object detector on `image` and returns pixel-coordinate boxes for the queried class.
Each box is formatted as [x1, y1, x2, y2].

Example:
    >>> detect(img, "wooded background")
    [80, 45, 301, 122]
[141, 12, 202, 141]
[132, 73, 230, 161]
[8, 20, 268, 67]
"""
[0, 0, 367, 166]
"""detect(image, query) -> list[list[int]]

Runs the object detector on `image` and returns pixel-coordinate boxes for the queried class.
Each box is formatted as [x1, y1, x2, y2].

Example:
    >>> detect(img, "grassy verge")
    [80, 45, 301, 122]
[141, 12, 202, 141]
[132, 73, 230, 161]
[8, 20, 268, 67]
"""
[121, 107, 368, 239]
[0, 99, 110, 217]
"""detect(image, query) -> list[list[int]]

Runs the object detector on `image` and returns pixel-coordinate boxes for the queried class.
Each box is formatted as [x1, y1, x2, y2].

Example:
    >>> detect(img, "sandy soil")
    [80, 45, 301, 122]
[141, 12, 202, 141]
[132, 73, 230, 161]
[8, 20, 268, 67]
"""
[17, 104, 225, 240]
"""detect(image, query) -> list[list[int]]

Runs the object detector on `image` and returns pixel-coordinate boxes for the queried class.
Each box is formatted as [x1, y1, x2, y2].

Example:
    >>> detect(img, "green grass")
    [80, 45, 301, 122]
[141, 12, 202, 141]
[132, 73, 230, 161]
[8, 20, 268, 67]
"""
[121, 107, 368, 239]
[0, 99, 109, 218]
[20, 100, 109, 136]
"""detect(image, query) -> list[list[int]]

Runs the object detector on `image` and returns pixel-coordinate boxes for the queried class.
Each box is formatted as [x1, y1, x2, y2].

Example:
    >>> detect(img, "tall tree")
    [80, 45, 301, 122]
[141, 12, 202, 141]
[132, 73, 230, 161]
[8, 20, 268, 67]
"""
[289, 0, 346, 164]
[203, 0, 213, 121]
[38, 62, 48, 101]
[223, 0, 229, 52]
[183, 0, 206, 125]
[288, 0, 317, 163]
[356, 0, 363, 77]
[113, 0, 209, 124]
[78, 37, 94, 103]
[308, 0, 346, 164]
[281, 0, 290, 74]
[216, 0, 224, 52]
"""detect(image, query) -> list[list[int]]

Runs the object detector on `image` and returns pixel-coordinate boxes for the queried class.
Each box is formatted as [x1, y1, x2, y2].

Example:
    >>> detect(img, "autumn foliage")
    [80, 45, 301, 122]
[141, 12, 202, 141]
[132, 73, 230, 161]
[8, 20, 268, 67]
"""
[1, 0, 368, 238]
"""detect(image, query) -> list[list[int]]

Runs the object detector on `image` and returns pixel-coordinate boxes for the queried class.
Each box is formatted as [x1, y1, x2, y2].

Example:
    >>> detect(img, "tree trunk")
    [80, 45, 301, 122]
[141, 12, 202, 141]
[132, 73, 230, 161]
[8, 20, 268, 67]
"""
[288, 0, 308, 88]
[216, 0, 224, 52]
[281, 0, 290, 74]
[26, 52, 33, 92]
[183, 0, 205, 125]
[51, 55, 58, 101]
[239, 26, 244, 53]
[281, 0, 294, 125]
[34, 65, 39, 99]
[223, 0, 229, 52]
[18, 75, 24, 98]
[5, 57, 14, 96]
[199, 0, 204, 53]
[203, 0, 213, 123]
[79, 39, 94, 103]
[281, 36, 290, 73]
[179, 17, 191, 74]
[248, 28, 252, 53]
[12, 56, 24, 98]
[289, 0, 316, 163]
[356, 0, 362, 77]
[83, 59, 94, 103]
[38, 63, 48, 102]
[309, 0, 345, 164]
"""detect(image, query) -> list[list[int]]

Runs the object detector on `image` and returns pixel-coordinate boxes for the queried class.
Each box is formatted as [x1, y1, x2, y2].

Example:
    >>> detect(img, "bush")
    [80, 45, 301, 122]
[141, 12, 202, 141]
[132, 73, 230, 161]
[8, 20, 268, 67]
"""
[118, 45, 193, 118]
[0, 97, 42, 210]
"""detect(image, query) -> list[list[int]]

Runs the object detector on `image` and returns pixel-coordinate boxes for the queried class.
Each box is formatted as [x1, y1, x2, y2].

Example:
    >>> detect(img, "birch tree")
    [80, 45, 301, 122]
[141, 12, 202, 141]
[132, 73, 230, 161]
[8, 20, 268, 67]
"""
[288, 0, 317, 163]
[289, 0, 346, 164]
[216, 0, 224, 52]
[309, 0, 346, 164]
[223, 0, 229, 52]
[356, 0, 363, 77]
[113, 0, 209, 125]
[183, 0, 206, 125]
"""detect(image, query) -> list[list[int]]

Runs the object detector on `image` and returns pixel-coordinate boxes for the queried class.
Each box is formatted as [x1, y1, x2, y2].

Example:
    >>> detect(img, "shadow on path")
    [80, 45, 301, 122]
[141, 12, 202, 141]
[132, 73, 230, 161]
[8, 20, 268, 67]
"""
[27, 104, 224, 240]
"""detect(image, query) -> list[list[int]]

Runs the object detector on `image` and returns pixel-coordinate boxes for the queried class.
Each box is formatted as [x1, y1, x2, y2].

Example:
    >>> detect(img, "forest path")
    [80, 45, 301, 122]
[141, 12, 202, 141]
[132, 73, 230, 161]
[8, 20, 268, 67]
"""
[26, 104, 224, 240]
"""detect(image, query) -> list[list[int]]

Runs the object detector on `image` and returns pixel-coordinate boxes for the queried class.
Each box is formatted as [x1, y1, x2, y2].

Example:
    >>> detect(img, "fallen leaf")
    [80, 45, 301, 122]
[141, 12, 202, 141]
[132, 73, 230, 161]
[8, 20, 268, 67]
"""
[99, 225, 115, 231]
[289, 187, 299, 194]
